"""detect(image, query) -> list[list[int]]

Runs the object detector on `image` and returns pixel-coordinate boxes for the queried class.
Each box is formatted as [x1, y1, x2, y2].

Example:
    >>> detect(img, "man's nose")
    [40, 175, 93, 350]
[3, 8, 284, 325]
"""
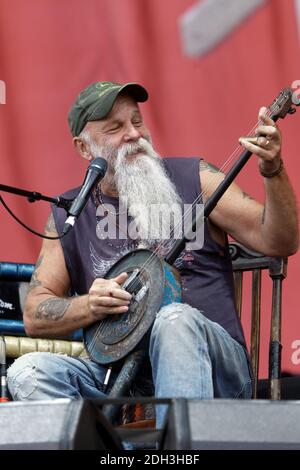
[123, 124, 141, 142]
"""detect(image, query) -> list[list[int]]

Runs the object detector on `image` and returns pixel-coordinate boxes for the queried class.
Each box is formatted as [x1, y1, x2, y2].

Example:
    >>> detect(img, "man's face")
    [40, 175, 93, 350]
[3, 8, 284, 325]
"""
[77, 94, 183, 244]
[84, 93, 151, 160]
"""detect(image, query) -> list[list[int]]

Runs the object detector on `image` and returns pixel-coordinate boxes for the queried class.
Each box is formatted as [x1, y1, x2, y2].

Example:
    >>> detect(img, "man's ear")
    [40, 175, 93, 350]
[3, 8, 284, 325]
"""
[73, 137, 93, 162]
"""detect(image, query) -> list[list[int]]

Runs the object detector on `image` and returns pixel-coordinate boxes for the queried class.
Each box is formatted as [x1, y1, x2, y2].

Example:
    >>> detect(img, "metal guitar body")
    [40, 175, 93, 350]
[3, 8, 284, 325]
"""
[83, 249, 181, 364]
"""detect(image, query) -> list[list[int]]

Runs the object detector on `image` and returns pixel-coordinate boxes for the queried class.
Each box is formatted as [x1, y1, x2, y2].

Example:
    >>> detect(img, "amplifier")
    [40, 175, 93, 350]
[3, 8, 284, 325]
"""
[165, 398, 300, 450]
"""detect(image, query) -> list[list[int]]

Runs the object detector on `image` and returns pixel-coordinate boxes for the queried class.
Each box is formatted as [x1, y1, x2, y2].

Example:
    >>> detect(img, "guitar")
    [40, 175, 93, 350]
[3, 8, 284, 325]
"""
[84, 88, 298, 365]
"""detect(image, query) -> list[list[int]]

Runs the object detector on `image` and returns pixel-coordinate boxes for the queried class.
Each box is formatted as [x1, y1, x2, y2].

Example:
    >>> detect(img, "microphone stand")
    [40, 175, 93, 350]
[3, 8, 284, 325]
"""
[0, 183, 72, 211]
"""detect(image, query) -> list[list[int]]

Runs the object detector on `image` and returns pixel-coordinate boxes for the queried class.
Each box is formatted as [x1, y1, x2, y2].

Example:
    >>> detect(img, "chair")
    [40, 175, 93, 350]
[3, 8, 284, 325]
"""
[229, 242, 287, 400]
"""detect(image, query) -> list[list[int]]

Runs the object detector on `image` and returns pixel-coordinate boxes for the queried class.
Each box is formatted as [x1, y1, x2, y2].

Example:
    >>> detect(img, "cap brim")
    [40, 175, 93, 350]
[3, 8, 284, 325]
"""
[89, 82, 148, 122]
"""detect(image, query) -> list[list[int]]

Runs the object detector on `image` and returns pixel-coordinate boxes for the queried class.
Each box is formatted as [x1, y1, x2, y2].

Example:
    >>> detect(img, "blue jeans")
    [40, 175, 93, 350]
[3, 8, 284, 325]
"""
[7, 303, 252, 428]
[150, 303, 252, 427]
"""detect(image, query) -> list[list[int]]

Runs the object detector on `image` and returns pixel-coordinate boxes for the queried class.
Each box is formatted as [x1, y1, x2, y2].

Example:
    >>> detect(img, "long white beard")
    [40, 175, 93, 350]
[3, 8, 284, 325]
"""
[115, 139, 183, 242]
[90, 138, 183, 243]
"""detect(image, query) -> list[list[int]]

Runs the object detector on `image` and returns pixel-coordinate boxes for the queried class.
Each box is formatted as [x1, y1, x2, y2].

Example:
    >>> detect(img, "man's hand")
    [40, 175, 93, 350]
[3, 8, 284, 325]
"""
[202, 105, 298, 257]
[87, 272, 132, 321]
[239, 107, 282, 176]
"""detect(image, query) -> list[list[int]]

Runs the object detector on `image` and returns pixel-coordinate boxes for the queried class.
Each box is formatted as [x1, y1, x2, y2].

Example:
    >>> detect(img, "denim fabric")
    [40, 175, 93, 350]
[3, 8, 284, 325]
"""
[7, 303, 252, 430]
[149, 303, 252, 428]
[7, 352, 114, 400]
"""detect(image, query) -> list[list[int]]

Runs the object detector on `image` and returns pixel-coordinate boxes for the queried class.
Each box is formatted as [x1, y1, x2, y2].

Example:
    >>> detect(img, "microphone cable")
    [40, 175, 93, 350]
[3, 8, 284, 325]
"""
[0, 194, 66, 240]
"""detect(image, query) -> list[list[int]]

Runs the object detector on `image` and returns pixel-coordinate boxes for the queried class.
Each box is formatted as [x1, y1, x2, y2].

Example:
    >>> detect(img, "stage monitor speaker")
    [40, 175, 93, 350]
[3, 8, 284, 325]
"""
[164, 399, 300, 450]
[0, 399, 122, 450]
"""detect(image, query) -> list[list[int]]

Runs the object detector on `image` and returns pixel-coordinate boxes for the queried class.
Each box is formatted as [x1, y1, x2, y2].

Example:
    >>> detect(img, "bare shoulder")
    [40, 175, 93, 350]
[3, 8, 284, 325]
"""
[199, 159, 259, 205]
[199, 159, 223, 175]
[45, 212, 57, 234]
[28, 212, 70, 297]
[198, 159, 264, 250]
[199, 159, 225, 201]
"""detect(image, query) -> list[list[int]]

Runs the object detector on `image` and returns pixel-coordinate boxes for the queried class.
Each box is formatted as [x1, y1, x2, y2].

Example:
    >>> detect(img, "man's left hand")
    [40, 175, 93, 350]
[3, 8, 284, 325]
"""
[239, 107, 282, 175]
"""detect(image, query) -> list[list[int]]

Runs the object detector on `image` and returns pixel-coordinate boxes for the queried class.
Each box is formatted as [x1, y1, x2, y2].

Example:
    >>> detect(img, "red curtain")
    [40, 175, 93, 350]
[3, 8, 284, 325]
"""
[0, 0, 299, 375]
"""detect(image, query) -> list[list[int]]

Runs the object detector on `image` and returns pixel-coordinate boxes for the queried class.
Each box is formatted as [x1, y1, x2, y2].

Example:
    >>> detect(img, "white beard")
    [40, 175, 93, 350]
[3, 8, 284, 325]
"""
[90, 137, 183, 244]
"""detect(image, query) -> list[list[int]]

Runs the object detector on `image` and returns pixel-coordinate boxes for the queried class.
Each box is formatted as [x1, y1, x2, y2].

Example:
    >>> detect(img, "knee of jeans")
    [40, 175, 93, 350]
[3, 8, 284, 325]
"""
[7, 352, 44, 400]
[151, 302, 206, 341]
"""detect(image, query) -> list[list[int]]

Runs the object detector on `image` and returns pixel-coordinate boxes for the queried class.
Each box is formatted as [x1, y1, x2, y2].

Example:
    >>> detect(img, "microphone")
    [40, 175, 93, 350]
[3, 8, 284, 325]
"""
[63, 157, 107, 235]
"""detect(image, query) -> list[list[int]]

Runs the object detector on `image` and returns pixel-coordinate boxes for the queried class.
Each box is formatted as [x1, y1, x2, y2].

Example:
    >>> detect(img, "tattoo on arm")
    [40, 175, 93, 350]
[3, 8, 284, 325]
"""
[28, 255, 43, 292]
[45, 213, 57, 233]
[199, 160, 221, 173]
[35, 298, 71, 321]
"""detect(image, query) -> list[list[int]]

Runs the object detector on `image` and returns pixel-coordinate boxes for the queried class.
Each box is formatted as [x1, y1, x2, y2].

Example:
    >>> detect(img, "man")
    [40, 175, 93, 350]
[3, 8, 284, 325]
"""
[7, 82, 299, 428]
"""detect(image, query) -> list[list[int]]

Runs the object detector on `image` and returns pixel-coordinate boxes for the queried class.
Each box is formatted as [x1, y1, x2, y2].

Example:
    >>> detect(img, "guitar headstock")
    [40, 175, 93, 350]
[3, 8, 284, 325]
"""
[268, 88, 298, 121]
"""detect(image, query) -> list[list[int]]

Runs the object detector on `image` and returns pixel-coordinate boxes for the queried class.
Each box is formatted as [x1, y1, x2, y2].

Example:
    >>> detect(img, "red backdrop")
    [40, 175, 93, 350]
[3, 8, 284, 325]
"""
[0, 0, 299, 376]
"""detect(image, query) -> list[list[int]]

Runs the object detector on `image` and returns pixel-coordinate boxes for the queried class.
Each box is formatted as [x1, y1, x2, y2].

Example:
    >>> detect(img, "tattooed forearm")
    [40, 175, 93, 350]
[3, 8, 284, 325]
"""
[199, 160, 221, 173]
[45, 213, 57, 233]
[28, 255, 43, 292]
[35, 298, 71, 321]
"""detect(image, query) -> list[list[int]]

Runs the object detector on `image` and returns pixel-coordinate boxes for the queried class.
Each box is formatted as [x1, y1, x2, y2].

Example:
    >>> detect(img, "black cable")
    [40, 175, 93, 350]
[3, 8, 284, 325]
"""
[0, 194, 66, 240]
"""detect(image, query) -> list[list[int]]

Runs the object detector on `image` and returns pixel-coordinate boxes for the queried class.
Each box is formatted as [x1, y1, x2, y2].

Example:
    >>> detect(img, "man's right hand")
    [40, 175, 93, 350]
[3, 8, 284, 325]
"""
[87, 272, 132, 320]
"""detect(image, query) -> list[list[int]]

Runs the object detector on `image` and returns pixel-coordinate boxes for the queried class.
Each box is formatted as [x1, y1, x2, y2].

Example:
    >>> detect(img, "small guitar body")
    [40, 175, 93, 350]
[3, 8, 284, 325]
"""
[83, 249, 181, 364]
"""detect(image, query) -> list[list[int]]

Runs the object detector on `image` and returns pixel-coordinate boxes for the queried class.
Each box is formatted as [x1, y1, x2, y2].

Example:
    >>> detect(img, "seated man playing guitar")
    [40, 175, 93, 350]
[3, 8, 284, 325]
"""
[7, 82, 299, 428]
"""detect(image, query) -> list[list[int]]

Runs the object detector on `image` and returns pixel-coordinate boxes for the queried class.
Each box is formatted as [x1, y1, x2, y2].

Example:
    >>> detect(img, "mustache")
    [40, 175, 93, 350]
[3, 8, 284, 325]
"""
[117, 138, 154, 159]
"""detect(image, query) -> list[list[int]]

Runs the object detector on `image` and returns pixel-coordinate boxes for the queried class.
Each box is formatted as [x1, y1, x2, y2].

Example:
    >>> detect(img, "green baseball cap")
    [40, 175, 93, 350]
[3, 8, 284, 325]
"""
[68, 81, 148, 137]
